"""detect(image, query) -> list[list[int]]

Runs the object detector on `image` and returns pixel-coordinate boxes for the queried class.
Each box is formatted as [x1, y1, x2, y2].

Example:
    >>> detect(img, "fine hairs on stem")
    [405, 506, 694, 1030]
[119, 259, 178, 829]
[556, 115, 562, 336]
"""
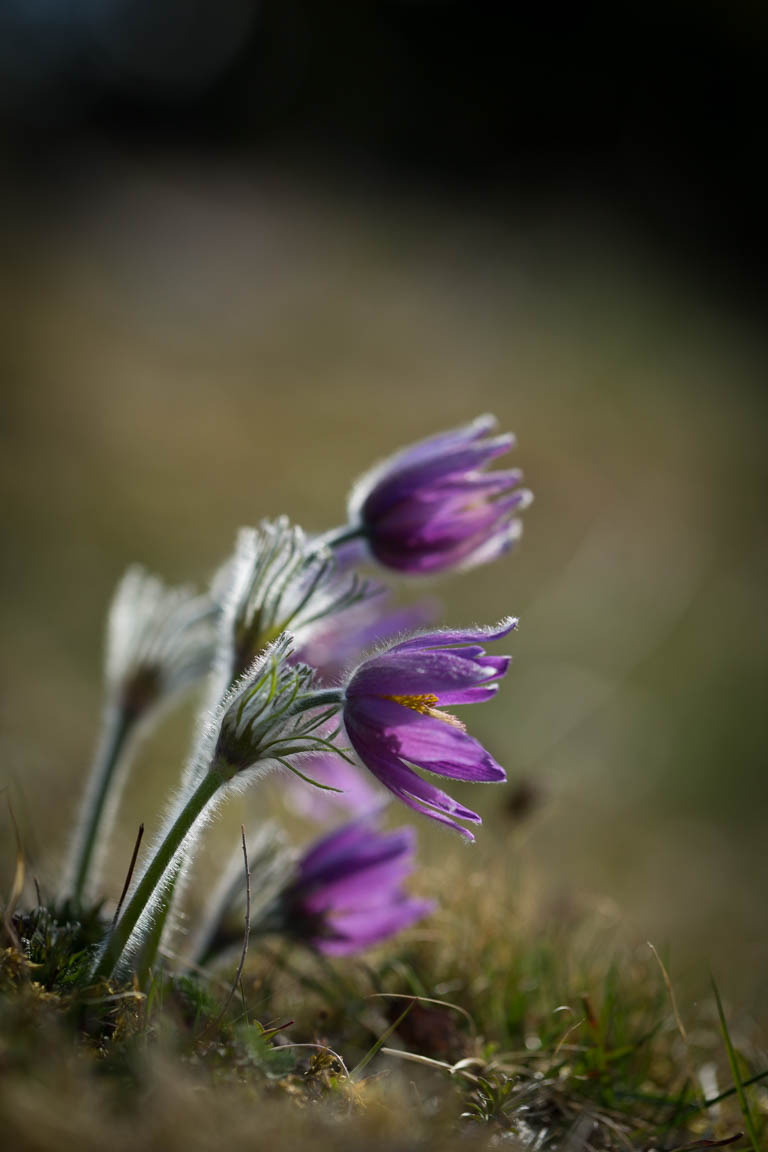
[67, 704, 134, 906]
[93, 641, 349, 980]
[93, 770, 226, 980]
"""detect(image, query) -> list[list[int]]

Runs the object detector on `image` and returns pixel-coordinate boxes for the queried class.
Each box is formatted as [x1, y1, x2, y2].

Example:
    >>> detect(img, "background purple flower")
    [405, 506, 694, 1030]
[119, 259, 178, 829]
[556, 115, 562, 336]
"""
[282, 752, 382, 821]
[282, 817, 433, 955]
[347, 415, 532, 574]
[295, 593, 438, 686]
[342, 618, 516, 839]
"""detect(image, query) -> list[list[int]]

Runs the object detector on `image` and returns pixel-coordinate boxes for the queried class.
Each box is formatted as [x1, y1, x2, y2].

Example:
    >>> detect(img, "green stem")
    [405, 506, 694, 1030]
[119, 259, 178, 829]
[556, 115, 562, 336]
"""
[310, 524, 365, 554]
[292, 688, 345, 713]
[70, 706, 132, 906]
[92, 769, 224, 981]
[134, 862, 182, 989]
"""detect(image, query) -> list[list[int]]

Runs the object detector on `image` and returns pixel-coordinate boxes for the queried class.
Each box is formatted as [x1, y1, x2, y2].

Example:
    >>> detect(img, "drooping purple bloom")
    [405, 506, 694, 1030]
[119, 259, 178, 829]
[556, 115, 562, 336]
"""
[342, 618, 516, 840]
[282, 817, 433, 955]
[347, 415, 532, 574]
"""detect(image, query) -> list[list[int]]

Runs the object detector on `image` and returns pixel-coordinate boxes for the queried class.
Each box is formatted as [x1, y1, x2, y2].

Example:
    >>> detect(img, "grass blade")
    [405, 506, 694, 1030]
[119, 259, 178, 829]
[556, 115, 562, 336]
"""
[350, 1001, 413, 1080]
[711, 977, 761, 1152]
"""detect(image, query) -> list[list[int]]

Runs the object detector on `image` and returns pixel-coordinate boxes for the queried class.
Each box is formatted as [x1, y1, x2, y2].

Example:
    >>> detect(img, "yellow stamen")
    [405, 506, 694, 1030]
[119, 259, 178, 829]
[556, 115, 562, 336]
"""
[384, 693, 466, 731]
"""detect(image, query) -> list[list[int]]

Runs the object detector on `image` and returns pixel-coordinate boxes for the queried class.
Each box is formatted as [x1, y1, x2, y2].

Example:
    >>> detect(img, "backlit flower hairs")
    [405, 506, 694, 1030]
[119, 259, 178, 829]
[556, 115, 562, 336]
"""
[67, 415, 530, 982]
[67, 568, 218, 904]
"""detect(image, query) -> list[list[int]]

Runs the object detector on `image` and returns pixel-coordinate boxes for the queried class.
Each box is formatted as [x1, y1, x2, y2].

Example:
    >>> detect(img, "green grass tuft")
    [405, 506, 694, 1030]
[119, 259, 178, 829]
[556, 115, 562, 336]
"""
[2, 873, 766, 1151]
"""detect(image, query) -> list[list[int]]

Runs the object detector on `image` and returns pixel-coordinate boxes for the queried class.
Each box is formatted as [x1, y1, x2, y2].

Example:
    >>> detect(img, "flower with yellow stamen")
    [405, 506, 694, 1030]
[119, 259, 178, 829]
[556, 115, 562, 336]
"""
[342, 619, 517, 839]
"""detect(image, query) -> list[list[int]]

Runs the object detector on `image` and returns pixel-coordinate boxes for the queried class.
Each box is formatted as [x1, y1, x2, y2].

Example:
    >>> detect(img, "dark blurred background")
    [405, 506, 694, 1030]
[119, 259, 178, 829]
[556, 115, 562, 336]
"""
[3, 2, 768, 291]
[1, 3, 766, 1020]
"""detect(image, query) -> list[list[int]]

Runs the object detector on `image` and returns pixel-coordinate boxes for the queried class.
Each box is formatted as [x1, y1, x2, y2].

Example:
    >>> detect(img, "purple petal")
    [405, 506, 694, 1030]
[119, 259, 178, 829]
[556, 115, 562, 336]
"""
[370, 509, 528, 574]
[366, 536, 484, 574]
[453, 517, 527, 572]
[387, 617, 518, 653]
[371, 502, 506, 560]
[343, 729, 482, 839]
[302, 851, 415, 913]
[432, 468, 524, 497]
[317, 899, 435, 955]
[347, 696, 505, 782]
[347, 650, 504, 699]
[298, 818, 374, 881]
[390, 649, 509, 685]
[361, 436, 515, 522]
[348, 415, 500, 518]
[331, 600, 440, 664]
[296, 596, 438, 684]
[440, 683, 500, 705]
[372, 476, 524, 537]
[300, 822, 414, 888]
[393, 414, 499, 461]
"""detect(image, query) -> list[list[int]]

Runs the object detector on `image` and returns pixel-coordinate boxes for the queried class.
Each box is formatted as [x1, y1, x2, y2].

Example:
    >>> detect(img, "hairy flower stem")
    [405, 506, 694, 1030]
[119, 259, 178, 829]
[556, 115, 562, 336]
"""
[69, 707, 132, 906]
[92, 768, 225, 981]
[134, 863, 182, 987]
[145, 697, 344, 978]
[310, 524, 365, 553]
[292, 689, 344, 713]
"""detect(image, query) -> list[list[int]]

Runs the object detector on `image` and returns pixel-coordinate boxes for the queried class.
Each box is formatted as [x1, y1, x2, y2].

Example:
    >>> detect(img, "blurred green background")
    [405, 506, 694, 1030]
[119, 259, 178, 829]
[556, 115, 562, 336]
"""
[1, 156, 766, 1025]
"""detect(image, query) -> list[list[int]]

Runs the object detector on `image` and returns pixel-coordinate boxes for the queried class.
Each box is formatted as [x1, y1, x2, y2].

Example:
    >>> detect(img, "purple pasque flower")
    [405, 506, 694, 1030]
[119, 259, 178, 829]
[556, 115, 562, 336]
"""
[342, 618, 516, 840]
[347, 415, 532, 574]
[282, 817, 433, 955]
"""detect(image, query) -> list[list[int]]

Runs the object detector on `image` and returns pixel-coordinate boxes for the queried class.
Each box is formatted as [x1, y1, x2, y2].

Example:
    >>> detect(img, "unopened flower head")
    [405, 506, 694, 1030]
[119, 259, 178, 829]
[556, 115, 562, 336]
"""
[279, 816, 433, 955]
[346, 414, 532, 574]
[107, 565, 218, 721]
[222, 518, 381, 686]
[342, 618, 516, 839]
[66, 567, 218, 905]
[211, 633, 347, 783]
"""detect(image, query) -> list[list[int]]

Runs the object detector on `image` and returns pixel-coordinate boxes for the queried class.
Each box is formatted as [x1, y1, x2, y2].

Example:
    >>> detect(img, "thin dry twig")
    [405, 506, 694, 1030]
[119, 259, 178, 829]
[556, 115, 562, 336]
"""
[669, 1137, 744, 1151]
[366, 990, 477, 1036]
[200, 826, 251, 1040]
[110, 823, 145, 932]
[379, 1047, 483, 1084]
[554, 1014, 587, 1058]
[648, 941, 704, 1107]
